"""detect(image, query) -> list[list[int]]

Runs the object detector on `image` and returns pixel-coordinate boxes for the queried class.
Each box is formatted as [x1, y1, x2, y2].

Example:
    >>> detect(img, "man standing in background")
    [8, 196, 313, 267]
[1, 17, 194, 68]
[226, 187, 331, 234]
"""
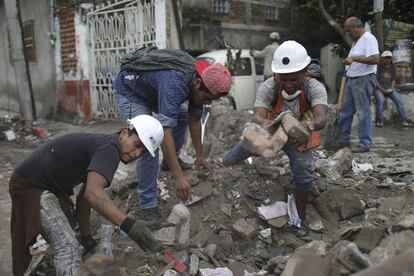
[338, 16, 379, 153]
[251, 32, 280, 80]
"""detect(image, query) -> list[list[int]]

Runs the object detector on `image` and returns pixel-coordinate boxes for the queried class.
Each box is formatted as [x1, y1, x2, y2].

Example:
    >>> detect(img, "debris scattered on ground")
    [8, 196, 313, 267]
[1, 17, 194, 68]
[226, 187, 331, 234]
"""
[9, 98, 414, 275]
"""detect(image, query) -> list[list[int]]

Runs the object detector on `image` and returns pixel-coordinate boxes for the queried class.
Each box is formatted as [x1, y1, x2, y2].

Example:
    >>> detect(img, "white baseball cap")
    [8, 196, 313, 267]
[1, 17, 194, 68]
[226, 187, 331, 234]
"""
[381, 50, 393, 58]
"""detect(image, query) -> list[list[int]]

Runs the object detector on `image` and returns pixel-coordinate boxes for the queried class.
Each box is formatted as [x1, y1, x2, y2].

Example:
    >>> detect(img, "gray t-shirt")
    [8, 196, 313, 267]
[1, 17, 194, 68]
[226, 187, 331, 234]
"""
[254, 77, 328, 118]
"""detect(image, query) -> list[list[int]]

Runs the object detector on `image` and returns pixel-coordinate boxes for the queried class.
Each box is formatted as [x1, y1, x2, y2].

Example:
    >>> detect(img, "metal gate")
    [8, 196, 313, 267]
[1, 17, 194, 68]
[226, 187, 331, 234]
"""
[87, 0, 162, 119]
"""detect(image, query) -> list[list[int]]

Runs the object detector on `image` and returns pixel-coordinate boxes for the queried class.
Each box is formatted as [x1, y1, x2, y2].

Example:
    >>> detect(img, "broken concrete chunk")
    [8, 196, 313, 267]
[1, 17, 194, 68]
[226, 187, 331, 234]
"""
[281, 112, 310, 144]
[354, 225, 385, 252]
[191, 231, 209, 248]
[391, 214, 414, 232]
[268, 215, 289, 228]
[232, 219, 257, 239]
[271, 126, 288, 153]
[337, 242, 371, 273]
[368, 247, 395, 265]
[354, 249, 414, 276]
[189, 254, 200, 276]
[378, 230, 414, 255]
[154, 204, 191, 246]
[309, 220, 324, 233]
[242, 123, 275, 158]
[281, 254, 330, 276]
[220, 203, 232, 217]
[295, 241, 327, 256]
[314, 187, 365, 222]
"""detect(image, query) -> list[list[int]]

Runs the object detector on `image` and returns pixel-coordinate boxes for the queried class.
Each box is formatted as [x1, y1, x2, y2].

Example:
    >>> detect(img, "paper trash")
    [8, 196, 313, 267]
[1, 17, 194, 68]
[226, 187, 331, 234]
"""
[352, 160, 373, 173]
[199, 267, 234, 276]
[256, 201, 287, 220]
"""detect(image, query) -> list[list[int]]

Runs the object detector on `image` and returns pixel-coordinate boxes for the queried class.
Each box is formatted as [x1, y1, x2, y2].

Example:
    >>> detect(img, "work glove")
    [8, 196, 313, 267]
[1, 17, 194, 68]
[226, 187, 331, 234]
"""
[80, 235, 98, 255]
[120, 217, 173, 252]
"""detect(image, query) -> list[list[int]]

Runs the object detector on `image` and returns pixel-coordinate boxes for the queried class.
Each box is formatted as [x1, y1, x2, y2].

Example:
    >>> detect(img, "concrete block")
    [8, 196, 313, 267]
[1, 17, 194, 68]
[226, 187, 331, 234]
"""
[232, 219, 257, 239]
[281, 113, 309, 143]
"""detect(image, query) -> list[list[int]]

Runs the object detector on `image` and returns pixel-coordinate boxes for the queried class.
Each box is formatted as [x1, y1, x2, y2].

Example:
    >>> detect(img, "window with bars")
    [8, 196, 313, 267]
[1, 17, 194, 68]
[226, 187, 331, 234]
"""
[212, 0, 229, 14]
[264, 6, 278, 21]
[23, 20, 36, 63]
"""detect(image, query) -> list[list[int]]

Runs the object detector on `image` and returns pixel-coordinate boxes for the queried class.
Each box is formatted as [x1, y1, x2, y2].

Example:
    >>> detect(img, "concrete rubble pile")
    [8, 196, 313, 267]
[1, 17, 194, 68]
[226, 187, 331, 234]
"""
[33, 98, 414, 275]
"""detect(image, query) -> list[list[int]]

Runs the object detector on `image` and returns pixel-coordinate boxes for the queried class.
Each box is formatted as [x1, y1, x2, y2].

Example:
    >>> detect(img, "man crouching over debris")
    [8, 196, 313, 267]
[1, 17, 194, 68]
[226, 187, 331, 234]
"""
[9, 115, 164, 276]
[223, 41, 327, 236]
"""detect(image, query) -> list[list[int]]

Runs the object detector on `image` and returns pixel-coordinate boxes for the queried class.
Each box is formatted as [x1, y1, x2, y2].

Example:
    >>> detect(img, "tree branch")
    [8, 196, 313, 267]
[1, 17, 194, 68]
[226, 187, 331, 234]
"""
[318, 0, 352, 46]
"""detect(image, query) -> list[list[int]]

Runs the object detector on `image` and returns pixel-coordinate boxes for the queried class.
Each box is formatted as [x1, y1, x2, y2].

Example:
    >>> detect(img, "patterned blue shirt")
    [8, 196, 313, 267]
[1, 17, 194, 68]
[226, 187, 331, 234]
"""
[113, 69, 203, 127]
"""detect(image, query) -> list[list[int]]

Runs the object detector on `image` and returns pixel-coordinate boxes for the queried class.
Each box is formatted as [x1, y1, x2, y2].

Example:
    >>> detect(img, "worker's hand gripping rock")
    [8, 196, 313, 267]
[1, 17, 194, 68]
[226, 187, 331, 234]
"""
[121, 217, 169, 252]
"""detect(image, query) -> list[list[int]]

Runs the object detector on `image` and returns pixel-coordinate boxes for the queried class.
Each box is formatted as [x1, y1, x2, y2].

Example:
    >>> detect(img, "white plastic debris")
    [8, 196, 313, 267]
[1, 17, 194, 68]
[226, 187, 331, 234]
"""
[256, 201, 287, 220]
[29, 235, 48, 256]
[199, 267, 234, 276]
[352, 160, 373, 173]
[287, 194, 301, 228]
[4, 130, 16, 141]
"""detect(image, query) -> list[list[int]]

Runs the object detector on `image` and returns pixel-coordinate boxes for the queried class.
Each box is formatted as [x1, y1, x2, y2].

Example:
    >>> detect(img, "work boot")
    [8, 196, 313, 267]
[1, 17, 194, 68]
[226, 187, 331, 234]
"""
[351, 145, 370, 153]
[161, 158, 193, 172]
[291, 221, 310, 238]
[139, 207, 163, 223]
[375, 120, 383, 127]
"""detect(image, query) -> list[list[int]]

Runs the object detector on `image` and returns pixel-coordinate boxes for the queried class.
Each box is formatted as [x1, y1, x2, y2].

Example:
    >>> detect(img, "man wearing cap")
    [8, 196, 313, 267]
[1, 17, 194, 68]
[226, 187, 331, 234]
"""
[339, 17, 379, 153]
[223, 41, 328, 236]
[374, 50, 411, 127]
[250, 32, 280, 80]
[113, 47, 232, 222]
[9, 115, 165, 276]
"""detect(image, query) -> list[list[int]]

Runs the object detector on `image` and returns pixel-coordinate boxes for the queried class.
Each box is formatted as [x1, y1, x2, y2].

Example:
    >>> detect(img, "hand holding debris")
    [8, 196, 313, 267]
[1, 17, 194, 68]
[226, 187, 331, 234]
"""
[241, 123, 275, 158]
[175, 176, 192, 202]
[127, 219, 163, 252]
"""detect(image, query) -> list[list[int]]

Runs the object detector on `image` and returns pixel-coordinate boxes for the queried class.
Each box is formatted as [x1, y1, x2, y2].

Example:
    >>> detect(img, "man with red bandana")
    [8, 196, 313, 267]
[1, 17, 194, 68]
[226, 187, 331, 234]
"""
[113, 47, 232, 222]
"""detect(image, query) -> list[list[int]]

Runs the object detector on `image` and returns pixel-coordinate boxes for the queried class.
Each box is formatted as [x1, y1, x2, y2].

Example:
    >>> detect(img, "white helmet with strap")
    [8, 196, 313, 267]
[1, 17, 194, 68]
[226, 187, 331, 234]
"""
[127, 115, 164, 157]
[271, 40, 311, 74]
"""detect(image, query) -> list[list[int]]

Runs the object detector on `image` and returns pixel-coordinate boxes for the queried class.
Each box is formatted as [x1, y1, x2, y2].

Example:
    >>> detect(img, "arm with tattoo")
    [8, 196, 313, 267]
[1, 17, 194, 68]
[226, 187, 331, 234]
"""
[84, 171, 126, 227]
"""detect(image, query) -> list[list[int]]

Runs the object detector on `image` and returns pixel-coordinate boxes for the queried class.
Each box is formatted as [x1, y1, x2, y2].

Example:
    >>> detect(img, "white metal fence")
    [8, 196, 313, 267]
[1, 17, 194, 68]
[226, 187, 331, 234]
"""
[87, 0, 164, 119]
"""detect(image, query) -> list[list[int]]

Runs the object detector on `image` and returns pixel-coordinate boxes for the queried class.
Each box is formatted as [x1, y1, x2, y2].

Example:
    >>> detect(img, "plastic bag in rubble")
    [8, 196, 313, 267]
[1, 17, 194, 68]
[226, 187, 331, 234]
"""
[352, 160, 373, 173]
[287, 194, 301, 228]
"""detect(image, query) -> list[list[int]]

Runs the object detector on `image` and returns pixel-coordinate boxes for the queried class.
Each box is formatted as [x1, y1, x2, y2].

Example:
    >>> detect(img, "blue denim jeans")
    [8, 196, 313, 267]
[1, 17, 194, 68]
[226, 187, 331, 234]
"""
[223, 141, 314, 190]
[338, 74, 376, 150]
[115, 93, 189, 209]
[374, 89, 407, 122]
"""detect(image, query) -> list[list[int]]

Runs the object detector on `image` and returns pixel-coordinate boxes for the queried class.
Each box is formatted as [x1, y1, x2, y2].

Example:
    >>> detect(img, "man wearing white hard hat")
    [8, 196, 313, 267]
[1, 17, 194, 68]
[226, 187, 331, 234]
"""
[9, 115, 165, 276]
[374, 50, 412, 127]
[224, 41, 328, 236]
[251, 32, 280, 79]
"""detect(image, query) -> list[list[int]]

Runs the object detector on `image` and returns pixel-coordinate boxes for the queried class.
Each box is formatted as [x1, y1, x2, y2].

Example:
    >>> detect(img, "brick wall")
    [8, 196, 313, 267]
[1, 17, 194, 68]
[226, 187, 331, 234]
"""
[57, 9, 76, 73]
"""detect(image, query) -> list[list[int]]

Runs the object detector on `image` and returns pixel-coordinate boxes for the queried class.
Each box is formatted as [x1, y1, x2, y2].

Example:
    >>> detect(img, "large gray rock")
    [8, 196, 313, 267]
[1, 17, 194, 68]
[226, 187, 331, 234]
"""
[314, 187, 365, 222]
[378, 196, 407, 217]
[378, 230, 414, 255]
[354, 249, 414, 276]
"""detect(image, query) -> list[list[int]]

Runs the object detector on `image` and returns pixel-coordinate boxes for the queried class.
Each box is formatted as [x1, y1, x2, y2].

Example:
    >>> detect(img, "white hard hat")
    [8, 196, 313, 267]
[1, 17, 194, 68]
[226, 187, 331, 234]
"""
[269, 32, 280, 40]
[271, 40, 311, 74]
[381, 50, 393, 58]
[127, 115, 164, 157]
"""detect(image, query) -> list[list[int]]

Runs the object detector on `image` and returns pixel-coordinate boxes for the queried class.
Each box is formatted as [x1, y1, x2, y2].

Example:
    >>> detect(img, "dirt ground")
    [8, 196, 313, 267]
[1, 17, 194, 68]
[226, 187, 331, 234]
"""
[1, 99, 414, 275]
